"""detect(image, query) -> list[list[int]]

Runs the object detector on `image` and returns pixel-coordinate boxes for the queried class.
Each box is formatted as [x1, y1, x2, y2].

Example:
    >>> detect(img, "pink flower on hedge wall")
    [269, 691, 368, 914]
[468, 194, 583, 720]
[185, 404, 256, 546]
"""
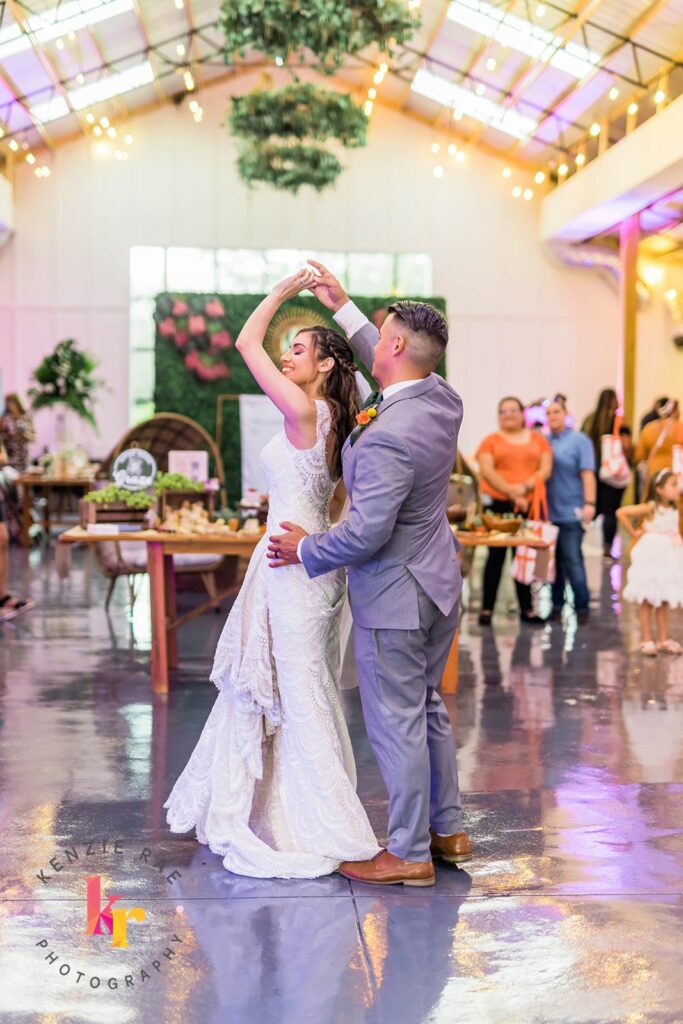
[189, 314, 206, 335]
[184, 351, 200, 370]
[159, 317, 176, 337]
[210, 330, 233, 350]
[372, 308, 389, 330]
[172, 299, 189, 316]
[205, 298, 225, 317]
[195, 362, 229, 382]
[174, 330, 189, 349]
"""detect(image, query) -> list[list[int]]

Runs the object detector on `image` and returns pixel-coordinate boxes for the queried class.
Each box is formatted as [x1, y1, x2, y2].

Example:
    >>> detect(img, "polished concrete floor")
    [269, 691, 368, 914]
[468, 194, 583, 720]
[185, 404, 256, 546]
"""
[1, 538, 682, 1023]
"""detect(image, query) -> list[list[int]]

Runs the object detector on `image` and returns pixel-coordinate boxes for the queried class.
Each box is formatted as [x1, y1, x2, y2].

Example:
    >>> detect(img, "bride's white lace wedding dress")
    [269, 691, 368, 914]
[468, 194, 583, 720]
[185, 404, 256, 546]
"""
[164, 400, 381, 878]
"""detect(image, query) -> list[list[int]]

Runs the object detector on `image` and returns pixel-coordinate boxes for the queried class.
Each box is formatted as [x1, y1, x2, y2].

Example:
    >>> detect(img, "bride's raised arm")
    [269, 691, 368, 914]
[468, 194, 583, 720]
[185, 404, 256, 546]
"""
[235, 270, 319, 446]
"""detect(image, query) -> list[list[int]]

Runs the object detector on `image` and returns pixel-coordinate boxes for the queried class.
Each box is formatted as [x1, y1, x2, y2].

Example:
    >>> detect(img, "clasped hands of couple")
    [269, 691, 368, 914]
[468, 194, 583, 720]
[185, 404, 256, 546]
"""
[266, 259, 348, 570]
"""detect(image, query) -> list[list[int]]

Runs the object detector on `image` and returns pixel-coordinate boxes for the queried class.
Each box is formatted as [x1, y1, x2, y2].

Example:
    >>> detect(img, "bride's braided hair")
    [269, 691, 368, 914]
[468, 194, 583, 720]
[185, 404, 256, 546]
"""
[295, 327, 359, 479]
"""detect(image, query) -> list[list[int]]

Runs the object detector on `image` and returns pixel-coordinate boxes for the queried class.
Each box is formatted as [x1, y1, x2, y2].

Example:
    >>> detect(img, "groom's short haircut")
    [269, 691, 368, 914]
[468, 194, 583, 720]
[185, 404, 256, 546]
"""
[387, 301, 448, 370]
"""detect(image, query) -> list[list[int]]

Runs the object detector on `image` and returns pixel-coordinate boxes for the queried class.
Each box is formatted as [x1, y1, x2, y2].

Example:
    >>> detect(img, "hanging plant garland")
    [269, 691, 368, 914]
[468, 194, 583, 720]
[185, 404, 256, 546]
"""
[230, 83, 368, 147]
[236, 142, 343, 193]
[220, 0, 419, 71]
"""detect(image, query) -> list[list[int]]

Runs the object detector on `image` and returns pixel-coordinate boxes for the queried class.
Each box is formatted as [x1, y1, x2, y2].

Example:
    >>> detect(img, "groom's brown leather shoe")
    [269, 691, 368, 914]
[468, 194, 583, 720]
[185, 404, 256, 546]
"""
[429, 829, 473, 864]
[339, 850, 435, 887]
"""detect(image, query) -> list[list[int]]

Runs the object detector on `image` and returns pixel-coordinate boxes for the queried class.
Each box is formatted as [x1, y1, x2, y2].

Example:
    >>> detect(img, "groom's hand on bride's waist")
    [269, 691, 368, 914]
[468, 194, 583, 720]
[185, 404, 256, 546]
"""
[268, 522, 309, 567]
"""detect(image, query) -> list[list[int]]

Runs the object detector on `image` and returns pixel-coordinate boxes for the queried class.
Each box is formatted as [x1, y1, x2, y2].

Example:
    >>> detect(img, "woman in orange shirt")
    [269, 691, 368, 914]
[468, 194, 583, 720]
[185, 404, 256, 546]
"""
[634, 400, 683, 487]
[476, 397, 553, 626]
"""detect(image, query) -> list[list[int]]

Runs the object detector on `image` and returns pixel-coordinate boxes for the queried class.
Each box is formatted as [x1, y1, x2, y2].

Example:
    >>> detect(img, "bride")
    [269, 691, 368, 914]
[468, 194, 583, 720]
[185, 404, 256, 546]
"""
[164, 269, 381, 878]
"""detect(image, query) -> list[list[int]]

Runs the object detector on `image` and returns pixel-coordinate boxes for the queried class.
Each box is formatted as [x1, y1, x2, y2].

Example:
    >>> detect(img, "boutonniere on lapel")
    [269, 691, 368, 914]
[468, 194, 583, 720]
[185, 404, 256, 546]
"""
[349, 399, 381, 446]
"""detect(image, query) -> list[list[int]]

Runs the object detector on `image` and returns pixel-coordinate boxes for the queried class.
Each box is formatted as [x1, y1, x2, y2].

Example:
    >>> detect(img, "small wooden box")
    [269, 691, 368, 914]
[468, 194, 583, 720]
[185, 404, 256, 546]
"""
[159, 489, 215, 521]
[79, 499, 150, 529]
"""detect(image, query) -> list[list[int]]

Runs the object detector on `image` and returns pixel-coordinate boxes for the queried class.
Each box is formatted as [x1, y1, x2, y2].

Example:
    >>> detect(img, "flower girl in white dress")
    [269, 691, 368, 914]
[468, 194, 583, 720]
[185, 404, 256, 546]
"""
[618, 468, 683, 656]
[164, 270, 381, 877]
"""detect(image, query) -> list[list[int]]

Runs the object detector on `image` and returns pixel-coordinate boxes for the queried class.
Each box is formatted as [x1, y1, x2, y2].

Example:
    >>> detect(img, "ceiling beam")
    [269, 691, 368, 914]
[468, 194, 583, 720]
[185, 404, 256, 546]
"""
[0, 59, 54, 149]
[129, 0, 169, 105]
[466, 0, 608, 147]
[520, 0, 675, 149]
[4, 0, 89, 141]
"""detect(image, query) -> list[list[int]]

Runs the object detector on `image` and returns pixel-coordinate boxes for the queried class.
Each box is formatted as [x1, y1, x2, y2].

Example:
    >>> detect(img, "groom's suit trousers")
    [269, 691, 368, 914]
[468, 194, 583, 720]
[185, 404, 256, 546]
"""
[353, 585, 463, 863]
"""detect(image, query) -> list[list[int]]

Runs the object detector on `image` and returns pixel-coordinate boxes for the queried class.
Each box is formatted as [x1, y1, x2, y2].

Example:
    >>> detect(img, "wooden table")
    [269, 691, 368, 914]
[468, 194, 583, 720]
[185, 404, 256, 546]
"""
[19, 473, 97, 547]
[58, 527, 261, 693]
[57, 526, 548, 695]
[441, 530, 551, 692]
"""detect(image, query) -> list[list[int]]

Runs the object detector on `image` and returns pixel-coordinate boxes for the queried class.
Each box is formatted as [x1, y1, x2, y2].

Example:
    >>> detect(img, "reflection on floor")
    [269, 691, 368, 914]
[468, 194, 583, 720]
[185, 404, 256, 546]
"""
[1, 543, 682, 1023]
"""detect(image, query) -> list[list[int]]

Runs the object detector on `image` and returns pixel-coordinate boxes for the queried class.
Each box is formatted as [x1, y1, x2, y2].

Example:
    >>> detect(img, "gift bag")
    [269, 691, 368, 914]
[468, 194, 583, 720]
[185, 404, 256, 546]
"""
[511, 482, 559, 585]
[599, 416, 630, 489]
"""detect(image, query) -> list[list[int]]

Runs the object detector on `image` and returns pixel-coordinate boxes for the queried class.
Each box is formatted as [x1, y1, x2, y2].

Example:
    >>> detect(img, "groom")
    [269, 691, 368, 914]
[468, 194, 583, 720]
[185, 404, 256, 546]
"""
[268, 261, 471, 886]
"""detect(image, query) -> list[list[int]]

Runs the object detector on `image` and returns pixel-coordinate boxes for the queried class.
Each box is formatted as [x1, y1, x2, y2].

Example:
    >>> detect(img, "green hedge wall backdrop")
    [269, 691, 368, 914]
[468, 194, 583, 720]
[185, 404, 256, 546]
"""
[154, 292, 447, 503]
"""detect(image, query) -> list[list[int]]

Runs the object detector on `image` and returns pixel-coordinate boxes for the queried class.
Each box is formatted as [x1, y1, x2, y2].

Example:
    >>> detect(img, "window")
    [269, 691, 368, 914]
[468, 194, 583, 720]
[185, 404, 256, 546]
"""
[129, 246, 433, 424]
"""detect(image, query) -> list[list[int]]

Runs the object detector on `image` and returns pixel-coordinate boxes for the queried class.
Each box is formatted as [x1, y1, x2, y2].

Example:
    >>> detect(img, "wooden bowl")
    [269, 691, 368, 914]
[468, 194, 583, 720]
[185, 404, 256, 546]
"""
[482, 512, 523, 535]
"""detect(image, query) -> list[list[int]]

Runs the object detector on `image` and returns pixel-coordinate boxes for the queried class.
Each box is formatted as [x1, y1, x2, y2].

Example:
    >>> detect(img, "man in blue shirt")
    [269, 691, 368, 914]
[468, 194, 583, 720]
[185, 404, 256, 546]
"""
[546, 396, 596, 624]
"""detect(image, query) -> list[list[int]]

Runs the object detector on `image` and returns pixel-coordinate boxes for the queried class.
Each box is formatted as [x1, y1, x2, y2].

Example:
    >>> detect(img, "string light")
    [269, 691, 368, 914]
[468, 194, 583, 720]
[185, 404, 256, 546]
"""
[447, 142, 457, 156]
[56, 38, 64, 50]
[35, 165, 50, 177]
[641, 265, 663, 286]
[76, 72, 85, 85]
[368, 88, 376, 100]
[534, 170, 545, 184]
[107, 126, 117, 138]
[452, 109, 463, 121]
[274, 55, 284, 66]
[124, 133, 133, 144]
[575, 151, 586, 166]
[589, 122, 600, 136]
[475, 83, 486, 96]
[364, 100, 373, 116]
[627, 101, 639, 116]
[536, 3, 546, 15]
[183, 70, 195, 91]
[512, 185, 522, 198]
[455, 149, 465, 163]
[654, 87, 666, 104]
[174, 0, 184, 8]
[608, 86, 619, 101]
[433, 164, 444, 178]
[9, 139, 19, 151]
[85, 112, 95, 124]
[26, 153, 35, 164]
[93, 125, 103, 136]
[100, 116, 110, 127]
[68, 31, 77, 41]
[114, 149, 128, 160]
[523, 187, 533, 200]
[486, 57, 496, 71]
[502, 166, 511, 178]
[557, 162, 568, 177]
[176, 43, 186, 57]
[666, 288, 677, 301]
[431, 142, 440, 154]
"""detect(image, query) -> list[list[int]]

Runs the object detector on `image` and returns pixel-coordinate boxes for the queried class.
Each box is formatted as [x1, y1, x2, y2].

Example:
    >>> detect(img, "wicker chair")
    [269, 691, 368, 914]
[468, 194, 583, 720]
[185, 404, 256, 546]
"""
[95, 412, 228, 610]
[98, 412, 227, 506]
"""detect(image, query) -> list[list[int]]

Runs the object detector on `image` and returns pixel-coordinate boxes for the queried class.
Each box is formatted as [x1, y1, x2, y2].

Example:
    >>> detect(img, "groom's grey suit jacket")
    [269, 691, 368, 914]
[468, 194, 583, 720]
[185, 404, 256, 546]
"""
[300, 316, 463, 630]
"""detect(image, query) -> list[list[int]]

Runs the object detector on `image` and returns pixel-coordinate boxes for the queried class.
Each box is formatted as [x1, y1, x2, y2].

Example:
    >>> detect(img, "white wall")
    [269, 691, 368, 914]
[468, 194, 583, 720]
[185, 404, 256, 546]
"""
[0, 70, 678, 461]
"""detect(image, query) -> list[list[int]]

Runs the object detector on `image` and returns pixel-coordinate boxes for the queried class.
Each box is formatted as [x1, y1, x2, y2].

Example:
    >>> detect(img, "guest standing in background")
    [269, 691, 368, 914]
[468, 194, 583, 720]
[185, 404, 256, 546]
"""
[476, 397, 552, 626]
[1, 394, 35, 472]
[640, 396, 671, 432]
[581, 388, 633, 561]
[634, 400, 683, 489]
[546, 396, 596, 625]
